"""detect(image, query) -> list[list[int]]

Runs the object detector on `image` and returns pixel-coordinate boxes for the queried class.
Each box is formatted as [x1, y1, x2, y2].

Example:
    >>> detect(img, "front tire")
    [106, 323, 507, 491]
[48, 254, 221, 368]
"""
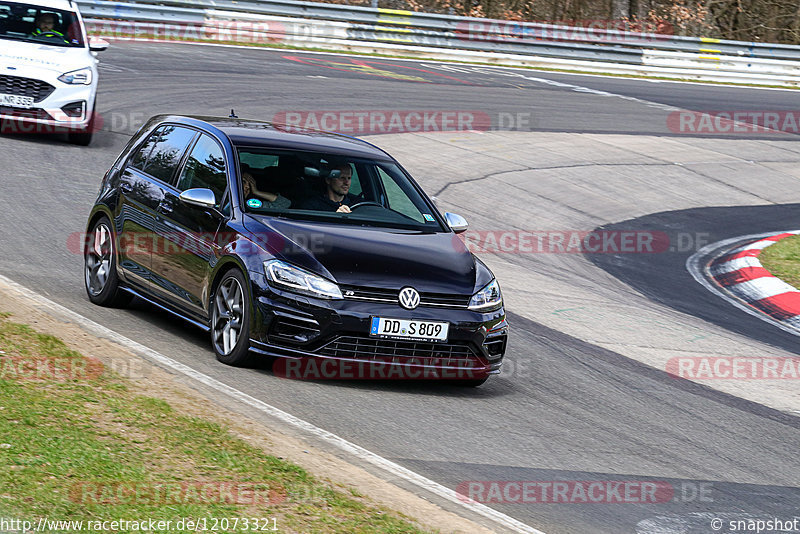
[68, 99, 96, 146]
[84, 216, 130, 307]
[211, 269, 253, 366]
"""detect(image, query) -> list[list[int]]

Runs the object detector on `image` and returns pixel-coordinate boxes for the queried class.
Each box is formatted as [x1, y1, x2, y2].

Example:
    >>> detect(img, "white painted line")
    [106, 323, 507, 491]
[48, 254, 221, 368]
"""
[686, 231, 800, 337]
[710, 255, 762, 275]
[0, 273, 544, 534]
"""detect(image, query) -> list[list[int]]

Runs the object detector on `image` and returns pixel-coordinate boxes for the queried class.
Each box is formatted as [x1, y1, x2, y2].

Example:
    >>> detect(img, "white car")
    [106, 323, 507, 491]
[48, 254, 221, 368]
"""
[0, 0, 107, 145]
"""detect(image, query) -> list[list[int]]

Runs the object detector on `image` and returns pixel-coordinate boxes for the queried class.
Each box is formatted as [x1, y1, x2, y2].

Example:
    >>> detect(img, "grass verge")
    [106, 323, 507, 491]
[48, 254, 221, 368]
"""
[757, 235, 800, 289]
[0, 314, 427, 533]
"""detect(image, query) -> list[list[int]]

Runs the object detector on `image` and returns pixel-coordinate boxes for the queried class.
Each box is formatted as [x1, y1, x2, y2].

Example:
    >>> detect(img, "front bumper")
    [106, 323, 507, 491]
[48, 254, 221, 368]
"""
[247, 273, 508, 380]
[0, 73, 95, 132]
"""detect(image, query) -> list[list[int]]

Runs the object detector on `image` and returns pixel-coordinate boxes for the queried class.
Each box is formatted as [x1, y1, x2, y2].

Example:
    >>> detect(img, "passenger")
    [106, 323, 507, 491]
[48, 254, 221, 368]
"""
[242, 171, 290, 210]
[298, 164, 359, 213]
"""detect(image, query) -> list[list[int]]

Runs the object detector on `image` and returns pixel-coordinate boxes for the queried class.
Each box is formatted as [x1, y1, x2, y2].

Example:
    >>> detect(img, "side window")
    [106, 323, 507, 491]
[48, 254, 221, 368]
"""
[176, 134, 227, 204]
[139, 126, 196, 184]
[377, 167, 424, 222]
[129, 126, 163, 172]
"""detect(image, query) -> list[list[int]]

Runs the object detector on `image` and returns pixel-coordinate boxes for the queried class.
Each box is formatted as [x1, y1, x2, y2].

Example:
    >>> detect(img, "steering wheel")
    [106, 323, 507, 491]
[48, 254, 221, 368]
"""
[33, 31, 67, 42]
[348, 201, 384, 210]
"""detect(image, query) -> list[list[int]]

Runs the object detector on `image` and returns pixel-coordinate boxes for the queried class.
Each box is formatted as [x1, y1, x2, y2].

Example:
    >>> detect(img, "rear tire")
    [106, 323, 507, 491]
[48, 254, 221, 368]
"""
[84, 216, 131, 307]
[211, 269, 253, 366]
[68, 128, 93, 146]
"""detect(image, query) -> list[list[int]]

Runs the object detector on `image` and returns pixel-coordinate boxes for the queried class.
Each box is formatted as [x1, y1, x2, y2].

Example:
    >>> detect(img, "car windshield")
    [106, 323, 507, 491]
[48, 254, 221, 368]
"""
[0, 1, 85, 47]
[237, 147, 445, 232]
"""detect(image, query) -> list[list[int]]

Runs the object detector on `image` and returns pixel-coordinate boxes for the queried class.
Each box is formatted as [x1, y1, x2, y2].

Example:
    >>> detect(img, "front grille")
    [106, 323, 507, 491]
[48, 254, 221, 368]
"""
[0, 75, 55, 102]
[420, 292, 471, 307]
[340, 285, 470, 309]
[317, 336, 483, 367]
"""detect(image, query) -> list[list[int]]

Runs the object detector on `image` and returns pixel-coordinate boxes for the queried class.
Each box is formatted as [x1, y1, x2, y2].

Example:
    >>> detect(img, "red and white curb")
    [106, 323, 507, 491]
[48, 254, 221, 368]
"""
[687, 230, 800, 333]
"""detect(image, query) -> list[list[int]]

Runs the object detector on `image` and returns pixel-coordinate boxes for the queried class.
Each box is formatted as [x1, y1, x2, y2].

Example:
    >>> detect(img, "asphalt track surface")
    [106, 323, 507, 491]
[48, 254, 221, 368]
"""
[2, 42, 800, 533]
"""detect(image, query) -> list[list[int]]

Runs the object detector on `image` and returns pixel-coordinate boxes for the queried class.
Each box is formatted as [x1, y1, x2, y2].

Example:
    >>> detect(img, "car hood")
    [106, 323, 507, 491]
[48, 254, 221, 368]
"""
[247, 216, 483, 295]
[0, 39, 91, 74]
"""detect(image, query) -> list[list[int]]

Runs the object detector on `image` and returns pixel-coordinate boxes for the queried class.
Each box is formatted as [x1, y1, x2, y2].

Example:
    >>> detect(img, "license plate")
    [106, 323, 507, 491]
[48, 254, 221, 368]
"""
[370, 317, 449, 342]
[0, 94, 34, 109]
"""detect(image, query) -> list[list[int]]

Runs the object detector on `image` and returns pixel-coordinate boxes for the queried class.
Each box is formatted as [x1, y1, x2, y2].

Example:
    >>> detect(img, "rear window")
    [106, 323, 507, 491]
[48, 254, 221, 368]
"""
[0, 1, 85, 47]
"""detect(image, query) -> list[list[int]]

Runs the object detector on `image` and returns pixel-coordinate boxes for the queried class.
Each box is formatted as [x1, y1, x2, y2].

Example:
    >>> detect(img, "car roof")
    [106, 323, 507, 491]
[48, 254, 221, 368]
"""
[10, 0, 78, 11]
[152, 115, 394, 161]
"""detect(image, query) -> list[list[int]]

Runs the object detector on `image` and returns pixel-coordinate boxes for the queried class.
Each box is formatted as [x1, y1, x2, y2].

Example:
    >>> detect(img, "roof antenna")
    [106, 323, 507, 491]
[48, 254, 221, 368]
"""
[229, 109, 238, 119]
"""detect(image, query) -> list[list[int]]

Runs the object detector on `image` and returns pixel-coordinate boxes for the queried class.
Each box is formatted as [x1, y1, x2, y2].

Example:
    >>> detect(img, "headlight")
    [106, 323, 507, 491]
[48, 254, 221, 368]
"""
[264, 260, 342, 299]
[58, 68, 93, 85]
[469, 279, 502, 311]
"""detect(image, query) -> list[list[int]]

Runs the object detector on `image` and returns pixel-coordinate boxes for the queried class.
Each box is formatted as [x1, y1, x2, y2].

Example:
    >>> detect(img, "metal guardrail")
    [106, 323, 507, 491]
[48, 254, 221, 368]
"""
[78, 0, 800, 61]
[76, 0, 800, 86]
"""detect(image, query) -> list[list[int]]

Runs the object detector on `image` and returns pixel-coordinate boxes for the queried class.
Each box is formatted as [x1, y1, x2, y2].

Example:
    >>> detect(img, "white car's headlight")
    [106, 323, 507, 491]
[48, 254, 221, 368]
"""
[58, 68, 93, 85]
[264, 260, 342, 299]
[469, 279, 503, 311]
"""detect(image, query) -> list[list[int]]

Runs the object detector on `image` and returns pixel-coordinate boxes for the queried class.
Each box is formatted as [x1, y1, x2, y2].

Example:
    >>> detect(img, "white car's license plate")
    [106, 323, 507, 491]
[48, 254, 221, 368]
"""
[0, 94, 34, 109]
[370, 317, 449, 342]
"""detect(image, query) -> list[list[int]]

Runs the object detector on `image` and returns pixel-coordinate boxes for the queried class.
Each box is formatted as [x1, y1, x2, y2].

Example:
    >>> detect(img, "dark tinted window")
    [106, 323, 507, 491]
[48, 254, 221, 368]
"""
[129, 126, 162, 172]
[176, 134, 227, 203]
[0, 2, 85, 47]
[140, 126, 196, 184]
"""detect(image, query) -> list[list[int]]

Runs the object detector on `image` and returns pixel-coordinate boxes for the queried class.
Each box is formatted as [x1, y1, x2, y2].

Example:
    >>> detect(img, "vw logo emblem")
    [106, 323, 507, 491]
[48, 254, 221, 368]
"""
[398, 287, 420, 310]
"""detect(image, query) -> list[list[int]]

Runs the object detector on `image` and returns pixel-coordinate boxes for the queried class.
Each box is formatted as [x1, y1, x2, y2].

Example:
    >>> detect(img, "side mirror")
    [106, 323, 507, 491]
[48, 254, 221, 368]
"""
[445, 212, 468, 234]
[88, 37, 109, 52]
[179, 188, 216, 209]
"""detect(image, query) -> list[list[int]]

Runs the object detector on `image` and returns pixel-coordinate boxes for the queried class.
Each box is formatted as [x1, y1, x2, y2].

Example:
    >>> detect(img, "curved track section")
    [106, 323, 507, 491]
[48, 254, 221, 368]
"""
[2, 42, 800, 533]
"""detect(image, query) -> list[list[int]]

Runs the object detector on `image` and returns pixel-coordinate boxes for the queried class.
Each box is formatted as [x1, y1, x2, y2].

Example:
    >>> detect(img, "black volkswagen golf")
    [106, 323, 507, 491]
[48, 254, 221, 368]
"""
[84, 115, 507, 385]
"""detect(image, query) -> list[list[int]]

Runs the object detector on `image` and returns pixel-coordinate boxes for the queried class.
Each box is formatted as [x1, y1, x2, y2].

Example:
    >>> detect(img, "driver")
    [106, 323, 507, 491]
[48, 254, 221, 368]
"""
[298, 164, 360, 213]
[30, 12, 66, 41]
